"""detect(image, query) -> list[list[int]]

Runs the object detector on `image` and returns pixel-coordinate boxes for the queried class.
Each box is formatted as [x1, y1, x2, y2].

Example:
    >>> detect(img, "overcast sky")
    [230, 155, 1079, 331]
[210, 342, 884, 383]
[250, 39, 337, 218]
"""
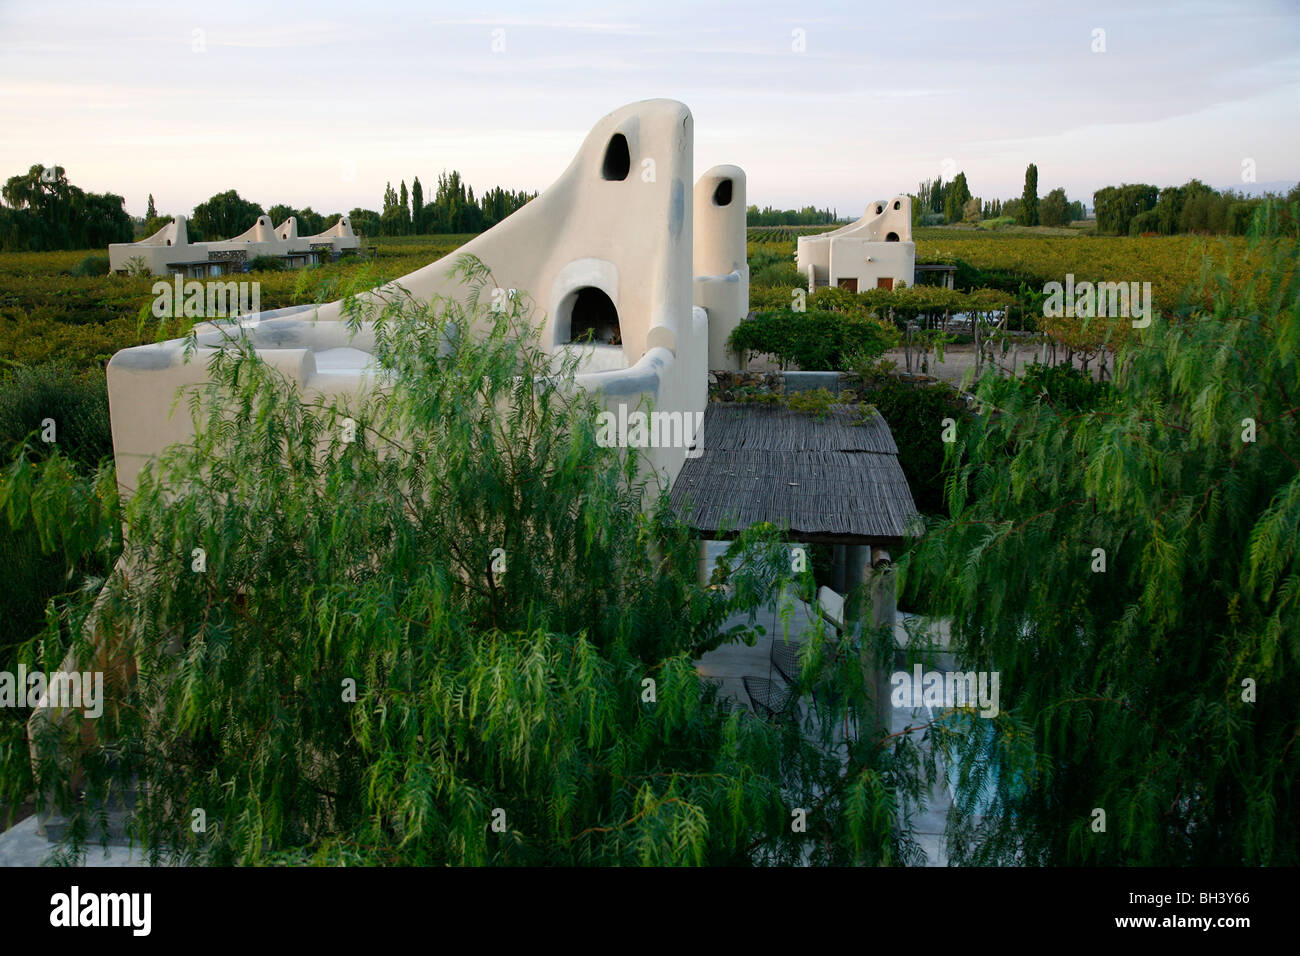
[1, 0, 1297, 218]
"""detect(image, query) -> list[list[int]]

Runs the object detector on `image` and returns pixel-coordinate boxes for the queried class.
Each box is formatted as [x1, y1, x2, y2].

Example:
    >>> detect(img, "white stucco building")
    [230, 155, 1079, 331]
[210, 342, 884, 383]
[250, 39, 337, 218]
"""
[796, 196, 915, 292]
[108, 214, 360, 277]
[104, 99, 750, 495]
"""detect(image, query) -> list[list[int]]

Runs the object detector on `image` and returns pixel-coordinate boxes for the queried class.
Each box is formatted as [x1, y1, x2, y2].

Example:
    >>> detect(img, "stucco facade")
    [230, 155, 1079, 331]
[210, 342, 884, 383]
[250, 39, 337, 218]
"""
[105, 99, 750, 498]
[796, 196, 916, 292]
[107, 214, 360, 277]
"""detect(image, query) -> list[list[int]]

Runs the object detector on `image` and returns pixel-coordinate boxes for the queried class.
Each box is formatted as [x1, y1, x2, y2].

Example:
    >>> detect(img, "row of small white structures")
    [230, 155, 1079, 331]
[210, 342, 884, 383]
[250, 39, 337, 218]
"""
[108, 214, 361, 278]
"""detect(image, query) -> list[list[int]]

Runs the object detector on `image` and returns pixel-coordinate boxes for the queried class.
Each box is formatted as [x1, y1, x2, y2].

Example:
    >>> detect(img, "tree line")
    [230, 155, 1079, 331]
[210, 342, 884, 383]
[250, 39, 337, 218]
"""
[357, 171, 538, 238]
[0, 165, 133, 252]
[746, 205, 840, 227]
[0, 162, 539, 250]
[1093, 179, 1300, 236]
[912, 166, 1084, 228]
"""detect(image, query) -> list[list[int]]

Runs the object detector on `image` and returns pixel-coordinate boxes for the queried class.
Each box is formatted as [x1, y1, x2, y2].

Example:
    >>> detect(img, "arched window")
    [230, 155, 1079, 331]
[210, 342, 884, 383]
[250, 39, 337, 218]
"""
[564, 287, 621, 345]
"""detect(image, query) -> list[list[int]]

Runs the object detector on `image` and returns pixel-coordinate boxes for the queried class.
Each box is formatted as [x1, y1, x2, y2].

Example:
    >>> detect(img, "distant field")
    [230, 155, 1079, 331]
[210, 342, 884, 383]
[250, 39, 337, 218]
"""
[0, 235, 476, 370]
[1, 230, 1292, 373]
[747, 228, 1290, 312]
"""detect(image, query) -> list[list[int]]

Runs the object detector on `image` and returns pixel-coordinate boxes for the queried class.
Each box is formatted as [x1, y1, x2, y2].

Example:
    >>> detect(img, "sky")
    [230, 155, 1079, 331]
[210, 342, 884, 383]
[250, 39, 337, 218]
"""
[1, 0, 1297, 219]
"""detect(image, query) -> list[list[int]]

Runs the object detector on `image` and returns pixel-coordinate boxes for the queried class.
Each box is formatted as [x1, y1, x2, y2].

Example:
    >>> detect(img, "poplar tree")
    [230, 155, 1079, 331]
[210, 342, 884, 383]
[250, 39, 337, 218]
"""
[1018, 163, 1039, 226]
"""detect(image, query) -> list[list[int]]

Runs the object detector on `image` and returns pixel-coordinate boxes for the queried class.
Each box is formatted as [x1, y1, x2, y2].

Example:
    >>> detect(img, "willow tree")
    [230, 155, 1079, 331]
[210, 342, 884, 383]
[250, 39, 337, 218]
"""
[904, 228, 1300, 864]
[14, 258, 933, 865]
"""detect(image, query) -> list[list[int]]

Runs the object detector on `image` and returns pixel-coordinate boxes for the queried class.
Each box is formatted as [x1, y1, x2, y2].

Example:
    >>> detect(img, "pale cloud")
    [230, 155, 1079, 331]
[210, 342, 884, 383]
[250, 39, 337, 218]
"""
[0, 0, 1295, 218]
[427, 17, 645, 34]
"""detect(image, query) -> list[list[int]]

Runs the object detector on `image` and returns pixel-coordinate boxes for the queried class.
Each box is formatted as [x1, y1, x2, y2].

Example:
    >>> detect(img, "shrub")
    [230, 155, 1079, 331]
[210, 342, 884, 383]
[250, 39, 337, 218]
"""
[853, 367, 969, 515]
[0, 362, 113, 710]
[1018, 361, 1114, 410]
[751, 261, 804, 289]
[728, 309, 899, 371]
[0, 363, 112, 466]
[71, 254, 110, 277]
[246, 255, 286, 272]
[0, 365, 117, 817]
[785, 387, 837, 419]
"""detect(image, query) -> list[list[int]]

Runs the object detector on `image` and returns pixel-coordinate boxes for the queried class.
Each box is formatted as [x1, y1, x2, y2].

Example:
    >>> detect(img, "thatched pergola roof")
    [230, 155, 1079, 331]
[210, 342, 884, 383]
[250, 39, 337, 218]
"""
[669, 403, 918, 544]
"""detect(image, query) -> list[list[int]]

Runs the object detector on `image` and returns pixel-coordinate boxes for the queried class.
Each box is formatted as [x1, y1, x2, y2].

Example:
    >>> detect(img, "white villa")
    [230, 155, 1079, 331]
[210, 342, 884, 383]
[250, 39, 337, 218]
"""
[796, 196, 916, 292]
[108, 214, 361, 278]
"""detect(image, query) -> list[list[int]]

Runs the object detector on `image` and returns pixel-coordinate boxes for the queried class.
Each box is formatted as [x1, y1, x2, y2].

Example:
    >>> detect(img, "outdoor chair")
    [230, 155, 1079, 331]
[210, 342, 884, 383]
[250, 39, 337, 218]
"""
[743, 675, 798, 720]
[770, 637, 804, 685]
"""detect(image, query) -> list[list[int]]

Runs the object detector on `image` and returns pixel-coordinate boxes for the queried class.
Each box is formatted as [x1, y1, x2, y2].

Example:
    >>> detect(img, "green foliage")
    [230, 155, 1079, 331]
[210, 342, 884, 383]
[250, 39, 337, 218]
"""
[0, 165, 132, 252]
[0, 363, 112, 465]
[728, 310, 899, 371]
[15, 258, 932, 865]
[265, 205, 335, 237]
[1039, 188, 1069, 228]
[784, 387, 837, 419]
[902, 234, 1300, 864]
[751, 261, 803, 289]
[1018, 164, 1039, 227]
[851, 365, 970, 515]
[1094, 179, 1300, 238]
[190, 190, 264, 241]
[246, 255, 286, 272]
[1093, 184, 1159, 237]
[745, 205, 838, 227]
[1017, 360, 1114, 411]
[0, 432, 120, 816]
[944, 172, 972, 225]
[0, 237, 482, 371]
[71, 254, 109, 277]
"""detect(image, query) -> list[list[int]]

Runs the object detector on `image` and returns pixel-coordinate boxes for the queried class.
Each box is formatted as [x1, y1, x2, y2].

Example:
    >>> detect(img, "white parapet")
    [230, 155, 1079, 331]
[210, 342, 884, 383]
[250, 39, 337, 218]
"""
[108, 99, 745, 500]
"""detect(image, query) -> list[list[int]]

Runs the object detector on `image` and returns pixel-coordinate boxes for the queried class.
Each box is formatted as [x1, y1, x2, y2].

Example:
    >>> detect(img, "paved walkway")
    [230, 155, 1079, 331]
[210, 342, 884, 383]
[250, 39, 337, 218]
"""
[0, 815, 151, 866]
[693, 540, 959, 865]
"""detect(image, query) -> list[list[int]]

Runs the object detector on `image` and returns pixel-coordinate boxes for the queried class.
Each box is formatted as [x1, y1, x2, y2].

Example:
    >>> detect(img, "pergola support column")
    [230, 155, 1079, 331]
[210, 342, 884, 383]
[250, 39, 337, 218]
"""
[844, 544, 897, 738]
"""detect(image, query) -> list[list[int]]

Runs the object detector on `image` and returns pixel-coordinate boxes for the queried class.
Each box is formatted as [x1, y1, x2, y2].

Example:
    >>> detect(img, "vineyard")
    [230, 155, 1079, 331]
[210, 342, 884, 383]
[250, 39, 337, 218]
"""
[0, 235, 476, 369]
[747, 224, 839, 243]
[745, 229, 1297, 358]
[1, 230, 1294, 374]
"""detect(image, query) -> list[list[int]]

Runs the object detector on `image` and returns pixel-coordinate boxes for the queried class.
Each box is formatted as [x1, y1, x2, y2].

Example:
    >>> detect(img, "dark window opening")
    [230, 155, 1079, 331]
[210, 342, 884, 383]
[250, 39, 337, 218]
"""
[875, 204, 883, 214]
[893, 200, 901, 210]
[885, 232, 899, 242]
[713, 179, 733, 206]
[602, 133, 630, 181]
[567, 287, 621, 345]
[166, 239, 171, 245]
